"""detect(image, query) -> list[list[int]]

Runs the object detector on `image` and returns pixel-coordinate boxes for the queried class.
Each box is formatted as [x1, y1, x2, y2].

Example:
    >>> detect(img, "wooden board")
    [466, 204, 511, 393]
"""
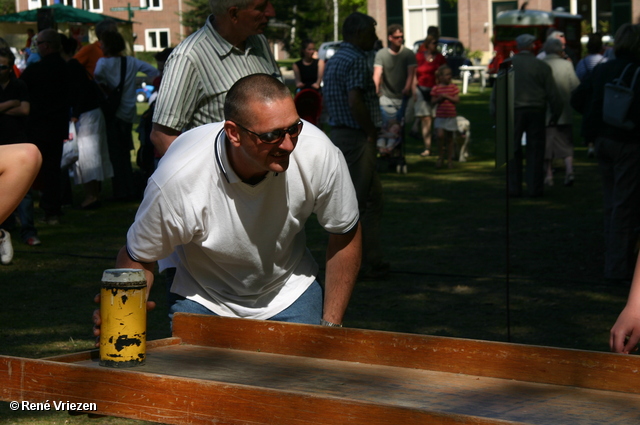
[1, 313, 640, 425]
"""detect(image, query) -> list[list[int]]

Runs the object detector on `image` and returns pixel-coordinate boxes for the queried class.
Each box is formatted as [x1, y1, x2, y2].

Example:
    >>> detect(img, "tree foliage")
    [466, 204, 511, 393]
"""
[0, 0, 16, 15]
[180, 0, 367, 57]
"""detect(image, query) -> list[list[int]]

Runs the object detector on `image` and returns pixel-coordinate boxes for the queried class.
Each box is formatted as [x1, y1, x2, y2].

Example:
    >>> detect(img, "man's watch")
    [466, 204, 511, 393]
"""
[321, 319, 342, 327]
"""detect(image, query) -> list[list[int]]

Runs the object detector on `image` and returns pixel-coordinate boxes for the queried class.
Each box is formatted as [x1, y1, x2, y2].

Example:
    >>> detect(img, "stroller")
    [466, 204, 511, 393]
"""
[294, 88, 323, 126]
[376, 116, 408, 174]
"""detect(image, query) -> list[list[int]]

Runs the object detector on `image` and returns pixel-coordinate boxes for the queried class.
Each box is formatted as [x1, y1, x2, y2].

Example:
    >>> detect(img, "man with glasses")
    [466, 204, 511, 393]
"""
[373, 24, 416, 128]
[99, 74, 360, 330]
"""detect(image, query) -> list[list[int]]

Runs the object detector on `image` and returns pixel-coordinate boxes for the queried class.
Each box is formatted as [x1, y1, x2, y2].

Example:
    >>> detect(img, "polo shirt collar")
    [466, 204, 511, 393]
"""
[206, 15, 262, 58]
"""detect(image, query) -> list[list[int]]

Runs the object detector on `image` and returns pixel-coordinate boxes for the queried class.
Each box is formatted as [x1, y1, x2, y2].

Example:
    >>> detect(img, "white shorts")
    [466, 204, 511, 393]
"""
[414, 87, 436, 118]
[434, 117, 458, 132]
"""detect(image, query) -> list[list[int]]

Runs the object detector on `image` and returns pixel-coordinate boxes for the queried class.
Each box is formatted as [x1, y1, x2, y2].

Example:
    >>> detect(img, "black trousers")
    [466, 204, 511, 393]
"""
[509, 108, 546, 197]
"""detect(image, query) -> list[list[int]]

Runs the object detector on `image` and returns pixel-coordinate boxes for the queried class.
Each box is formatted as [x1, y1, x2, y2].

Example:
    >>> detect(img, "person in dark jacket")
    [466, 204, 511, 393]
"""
[571, 23, 640, 285]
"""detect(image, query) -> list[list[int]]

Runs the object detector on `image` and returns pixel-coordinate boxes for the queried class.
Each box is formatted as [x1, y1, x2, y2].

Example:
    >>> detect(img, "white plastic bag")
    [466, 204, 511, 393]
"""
[60, 121, 78, 168]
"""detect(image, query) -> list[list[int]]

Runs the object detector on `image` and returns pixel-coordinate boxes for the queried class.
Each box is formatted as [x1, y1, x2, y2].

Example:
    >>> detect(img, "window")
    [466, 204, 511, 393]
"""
[28, 0, 43, 11]
[141, 0, 162, 10]
[145, 29, 170, 51]
[84, 0, 103, 13]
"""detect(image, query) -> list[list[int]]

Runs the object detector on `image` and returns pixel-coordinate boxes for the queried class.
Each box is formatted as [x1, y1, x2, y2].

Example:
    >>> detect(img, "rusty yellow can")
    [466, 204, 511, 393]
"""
[99, 268, 147, 367]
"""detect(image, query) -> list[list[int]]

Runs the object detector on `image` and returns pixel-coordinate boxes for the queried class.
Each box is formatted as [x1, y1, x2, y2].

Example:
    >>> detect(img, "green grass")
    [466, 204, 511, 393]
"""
[0, 83, 632, 423]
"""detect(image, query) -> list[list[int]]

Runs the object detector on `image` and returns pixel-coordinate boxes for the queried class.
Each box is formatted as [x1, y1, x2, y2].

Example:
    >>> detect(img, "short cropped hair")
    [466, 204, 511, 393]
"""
[586, 33, 603, 55]
[100, 31, 125, 56]
[0, 47, 15, 67]
[224, 74, 292, 124]
[387, 24, 403, 37]
[544, 37, 563, 55]
[39, 29, 61, 52]
[614, 23, 640, 61]
[209, 0, 255, 16]
[342, 12, 376, 42]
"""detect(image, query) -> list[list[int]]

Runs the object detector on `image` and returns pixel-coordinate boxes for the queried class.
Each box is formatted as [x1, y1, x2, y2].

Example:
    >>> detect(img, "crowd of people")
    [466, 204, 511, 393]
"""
[0, 22, 160, 265]
[1, 0, 640, 355]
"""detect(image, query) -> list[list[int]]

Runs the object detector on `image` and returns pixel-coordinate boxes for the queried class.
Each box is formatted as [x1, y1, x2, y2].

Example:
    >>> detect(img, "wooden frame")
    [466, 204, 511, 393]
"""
[2, 313, 640, 424]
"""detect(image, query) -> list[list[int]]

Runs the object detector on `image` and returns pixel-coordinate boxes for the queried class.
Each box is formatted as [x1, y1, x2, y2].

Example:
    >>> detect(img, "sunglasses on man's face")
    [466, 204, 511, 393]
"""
[234, 120, 304, 144]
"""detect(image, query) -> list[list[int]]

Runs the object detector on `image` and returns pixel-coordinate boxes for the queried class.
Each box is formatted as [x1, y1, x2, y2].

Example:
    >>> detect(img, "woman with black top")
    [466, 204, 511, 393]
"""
[293, 39, 323, 91]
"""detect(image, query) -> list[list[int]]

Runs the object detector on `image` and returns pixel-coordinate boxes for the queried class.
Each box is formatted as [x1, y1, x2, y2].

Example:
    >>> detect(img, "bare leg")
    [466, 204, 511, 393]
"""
[436, 128, 445, 168]
[544, 159, 554, 186]
[420, 116, 433, 156]
[81, 180, 101, 208]
[446, 131, 454, 168]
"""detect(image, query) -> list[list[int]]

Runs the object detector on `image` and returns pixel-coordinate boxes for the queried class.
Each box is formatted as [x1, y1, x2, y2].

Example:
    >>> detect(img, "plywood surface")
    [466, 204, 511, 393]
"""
[72, 343, 640, 425]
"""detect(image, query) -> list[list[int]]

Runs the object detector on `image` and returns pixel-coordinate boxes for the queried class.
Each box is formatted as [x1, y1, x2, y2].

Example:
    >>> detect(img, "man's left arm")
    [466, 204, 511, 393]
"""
[322, 223, 362, 325]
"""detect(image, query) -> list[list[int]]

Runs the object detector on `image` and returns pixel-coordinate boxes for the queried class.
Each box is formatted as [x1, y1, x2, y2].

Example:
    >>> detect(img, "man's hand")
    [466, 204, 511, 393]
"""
[92, 293, 156, 347]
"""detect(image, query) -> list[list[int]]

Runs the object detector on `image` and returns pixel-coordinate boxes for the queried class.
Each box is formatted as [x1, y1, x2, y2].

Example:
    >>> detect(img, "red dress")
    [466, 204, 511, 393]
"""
[415, 51, 447, 88]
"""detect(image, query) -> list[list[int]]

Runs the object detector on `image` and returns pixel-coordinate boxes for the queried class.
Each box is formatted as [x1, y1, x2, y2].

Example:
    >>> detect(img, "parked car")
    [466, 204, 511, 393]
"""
[412, 37, 469, 77]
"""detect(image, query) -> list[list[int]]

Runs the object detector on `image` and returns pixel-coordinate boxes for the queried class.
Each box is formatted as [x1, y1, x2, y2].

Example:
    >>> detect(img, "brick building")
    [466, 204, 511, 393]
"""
[15, 0, 190, 52]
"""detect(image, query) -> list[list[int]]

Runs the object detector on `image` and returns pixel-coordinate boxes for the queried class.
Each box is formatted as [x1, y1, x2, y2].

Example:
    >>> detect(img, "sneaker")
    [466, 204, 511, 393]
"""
[0, 230, 14, 265]
[26, 236, 41, 246]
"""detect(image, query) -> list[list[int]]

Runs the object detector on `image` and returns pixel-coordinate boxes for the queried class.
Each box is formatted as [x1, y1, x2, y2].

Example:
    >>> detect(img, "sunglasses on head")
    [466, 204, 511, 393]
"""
[234, 120, 304, 144]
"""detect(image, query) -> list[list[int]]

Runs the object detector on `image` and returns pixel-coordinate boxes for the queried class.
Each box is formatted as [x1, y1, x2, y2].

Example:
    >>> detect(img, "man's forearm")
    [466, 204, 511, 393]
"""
[151, 123, 181, 156]
[323, 223, 362, 324]
[115, 245, 156, 297]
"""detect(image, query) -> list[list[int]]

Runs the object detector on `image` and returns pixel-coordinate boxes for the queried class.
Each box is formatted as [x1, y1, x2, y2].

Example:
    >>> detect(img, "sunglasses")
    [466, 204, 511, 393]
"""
[234, 120, 303, 144]
[0, 65, 10, 70]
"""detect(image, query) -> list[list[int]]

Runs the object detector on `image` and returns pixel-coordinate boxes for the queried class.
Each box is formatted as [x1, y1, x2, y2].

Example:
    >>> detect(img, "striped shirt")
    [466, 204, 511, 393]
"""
[153, 16, 282, 132]
[430, 83, 459, 118]
[323, 42, 381, 129]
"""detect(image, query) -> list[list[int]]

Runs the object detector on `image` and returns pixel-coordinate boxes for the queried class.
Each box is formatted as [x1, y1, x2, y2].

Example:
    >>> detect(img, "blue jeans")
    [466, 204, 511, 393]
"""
[168, 280, 323, 326]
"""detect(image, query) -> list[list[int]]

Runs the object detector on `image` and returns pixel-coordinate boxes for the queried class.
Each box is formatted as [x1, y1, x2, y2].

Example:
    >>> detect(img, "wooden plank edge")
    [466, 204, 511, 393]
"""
[41, 337, 182, 363]
[0, 355, 526, 425]
[172, 313, 640, 395]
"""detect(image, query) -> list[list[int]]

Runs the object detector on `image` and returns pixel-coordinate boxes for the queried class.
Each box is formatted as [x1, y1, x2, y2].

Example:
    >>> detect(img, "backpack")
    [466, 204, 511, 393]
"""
[602, 63, 640, 130]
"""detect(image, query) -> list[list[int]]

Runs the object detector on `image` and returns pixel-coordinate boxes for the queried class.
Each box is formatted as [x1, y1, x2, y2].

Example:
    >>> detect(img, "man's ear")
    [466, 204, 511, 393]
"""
[228, 6, 239, 23]
[224, 120, 241, 147]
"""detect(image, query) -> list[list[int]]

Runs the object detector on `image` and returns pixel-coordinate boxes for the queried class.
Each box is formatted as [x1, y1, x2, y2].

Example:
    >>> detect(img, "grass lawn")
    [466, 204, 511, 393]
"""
[0, 83, 632, 424]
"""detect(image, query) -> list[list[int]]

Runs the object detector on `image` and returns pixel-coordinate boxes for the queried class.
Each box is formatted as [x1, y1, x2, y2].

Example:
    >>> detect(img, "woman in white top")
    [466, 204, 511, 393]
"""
[95, 31, 158, 201]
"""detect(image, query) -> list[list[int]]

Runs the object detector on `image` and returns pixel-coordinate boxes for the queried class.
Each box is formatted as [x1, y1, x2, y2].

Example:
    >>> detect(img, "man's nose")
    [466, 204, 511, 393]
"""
[265, 1, 275, 18]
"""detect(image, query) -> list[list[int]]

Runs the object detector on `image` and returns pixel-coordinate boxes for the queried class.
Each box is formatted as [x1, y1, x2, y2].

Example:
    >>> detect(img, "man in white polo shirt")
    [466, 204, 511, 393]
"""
[104, 74, 361, 328]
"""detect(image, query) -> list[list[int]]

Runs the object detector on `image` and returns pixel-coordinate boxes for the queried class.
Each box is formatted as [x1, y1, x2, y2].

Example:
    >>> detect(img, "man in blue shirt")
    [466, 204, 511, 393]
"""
[323, 12, 388, 279]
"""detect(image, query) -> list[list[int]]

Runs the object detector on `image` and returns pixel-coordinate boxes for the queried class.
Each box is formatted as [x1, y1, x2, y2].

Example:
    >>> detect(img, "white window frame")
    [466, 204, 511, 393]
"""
[84, 0, 103, 14]
[28, 0, 45, 11]
[141, 0, 162, 11]
[145, 28, 170, 52]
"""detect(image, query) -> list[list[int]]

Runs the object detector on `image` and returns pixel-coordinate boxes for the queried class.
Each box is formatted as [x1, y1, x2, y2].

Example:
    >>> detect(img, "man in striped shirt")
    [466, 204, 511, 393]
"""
[151, 0, 282, 154]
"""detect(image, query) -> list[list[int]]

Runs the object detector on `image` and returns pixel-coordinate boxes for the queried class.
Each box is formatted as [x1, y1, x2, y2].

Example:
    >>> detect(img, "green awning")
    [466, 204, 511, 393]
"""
[0, 4, 129, 24]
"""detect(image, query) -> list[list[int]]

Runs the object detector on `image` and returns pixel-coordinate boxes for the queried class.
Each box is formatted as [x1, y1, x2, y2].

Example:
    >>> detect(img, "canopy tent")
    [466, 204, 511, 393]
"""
[0, 4, 130, 25]
[0, 4, 134, 53]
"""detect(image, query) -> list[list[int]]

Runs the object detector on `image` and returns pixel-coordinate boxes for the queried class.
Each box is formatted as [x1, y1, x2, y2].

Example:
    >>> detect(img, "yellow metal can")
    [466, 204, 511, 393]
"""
[99, 268, 147, 367]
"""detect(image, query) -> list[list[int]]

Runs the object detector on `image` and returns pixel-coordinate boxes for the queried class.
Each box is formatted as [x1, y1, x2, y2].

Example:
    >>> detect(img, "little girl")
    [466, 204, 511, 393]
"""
[430, 65, 460, 168]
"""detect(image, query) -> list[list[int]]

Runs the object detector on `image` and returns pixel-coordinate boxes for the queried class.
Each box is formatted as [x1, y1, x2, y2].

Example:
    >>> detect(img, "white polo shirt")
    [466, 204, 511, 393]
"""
[126, 121, 359, 319]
